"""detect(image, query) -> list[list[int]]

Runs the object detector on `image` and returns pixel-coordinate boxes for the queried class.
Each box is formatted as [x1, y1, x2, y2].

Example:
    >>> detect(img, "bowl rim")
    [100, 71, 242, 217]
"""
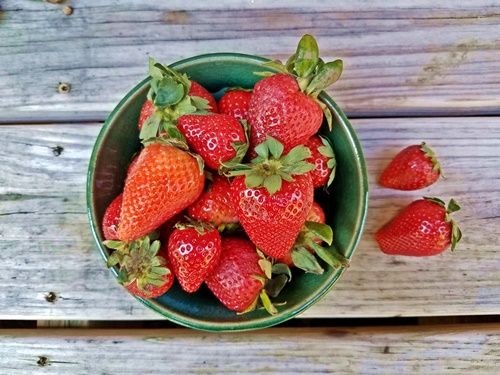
[87, 52, 369, 332]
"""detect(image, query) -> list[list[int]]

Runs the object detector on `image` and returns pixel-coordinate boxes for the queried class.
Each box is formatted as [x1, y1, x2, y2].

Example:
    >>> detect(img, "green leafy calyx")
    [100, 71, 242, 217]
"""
[420, 142, 442, 175]
[224, 136, 314, 195]
[318, 136, 337, 188]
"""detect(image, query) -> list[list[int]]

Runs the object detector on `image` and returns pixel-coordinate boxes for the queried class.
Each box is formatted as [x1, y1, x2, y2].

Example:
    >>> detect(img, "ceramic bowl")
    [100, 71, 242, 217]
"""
[87, 53, 368, 331]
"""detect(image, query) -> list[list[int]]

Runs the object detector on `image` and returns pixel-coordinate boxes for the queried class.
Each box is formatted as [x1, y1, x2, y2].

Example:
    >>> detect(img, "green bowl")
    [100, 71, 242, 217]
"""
[87, 53, 368, 331]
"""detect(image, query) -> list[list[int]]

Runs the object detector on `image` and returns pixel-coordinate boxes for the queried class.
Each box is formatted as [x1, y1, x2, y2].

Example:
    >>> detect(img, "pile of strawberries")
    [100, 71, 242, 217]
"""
[102, 35, 346, 314]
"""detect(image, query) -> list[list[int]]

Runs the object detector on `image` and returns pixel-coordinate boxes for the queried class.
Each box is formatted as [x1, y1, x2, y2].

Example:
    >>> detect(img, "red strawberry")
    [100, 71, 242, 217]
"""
[305, 135, 336, 188]
[380, 143, 441, 190]
[228, 137, 314, 259]
[127, 155, 140, 177]
[118, 142, 205, 241]
[102, 194, 123, 240]
[375, 198, 462, 256]
[188, 175, 238, 227]
[168, 222, 222, 293]
[247, 35, 343, 154]
[307, 201, 326, 224]
[177, 114, 247, 170]
[218, 89, 252, 120]
[105, 235, 174, 299]
[138, 100, 156, 130]
[189, 80, 218, 113]
[205, 238, 270, 313]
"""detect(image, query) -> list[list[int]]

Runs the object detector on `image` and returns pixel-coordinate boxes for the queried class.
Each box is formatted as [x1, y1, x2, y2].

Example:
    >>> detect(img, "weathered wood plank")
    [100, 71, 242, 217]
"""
[1, 325, 499, 374]
[0, 1, 499, 121]
[0, 117, 498, 319]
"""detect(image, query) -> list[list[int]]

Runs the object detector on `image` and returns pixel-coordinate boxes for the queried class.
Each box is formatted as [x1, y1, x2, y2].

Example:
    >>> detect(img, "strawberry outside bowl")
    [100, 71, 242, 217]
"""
[87, 53, 368, 331]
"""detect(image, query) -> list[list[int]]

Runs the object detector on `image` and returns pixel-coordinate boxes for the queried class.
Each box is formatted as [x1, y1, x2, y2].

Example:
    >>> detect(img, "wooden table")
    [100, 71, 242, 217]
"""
[0, 1, 499, 373]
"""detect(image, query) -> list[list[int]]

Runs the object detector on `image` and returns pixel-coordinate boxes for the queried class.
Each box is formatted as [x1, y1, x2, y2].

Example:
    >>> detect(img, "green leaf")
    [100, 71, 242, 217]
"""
[316, 99, 333, 130]
[259, 290, 278, 315]
[106, 251, 122, 267]
[306, 59, 343, 94]
[190, 96, 211, 111]
[116, 269, 129, 284]
[254, 142, 269, 159]
[147, 277, 166, 287]
[139, 112, 161, 140]
[175, 95, 197, 115]
[266, 136, 284, 159]
[287, 161, 315, 175]
[318, 136, 335, 158]
[154, 77, 185, 107]
[451, 220, 462, 251]
[281, 145, 311, 165]
[258, 259, 273, 279]
[272, 263, 292, 281]
[305, 221, 333, 245]
[285, 53, 297, 73]
[245, 172, 265, 188]
[447, 199, 461, 214]
[149, 240, 160, 256]
[103, 240, 125, 250]
[263, 174, 282, 195]
[310, 242, 349, 269]
[291, 247, 324, 275]
[294, 34, 319, 77]
[148, 57, 164, 81]
[265, 274, 289, 298]
[262, 60, 288, 73]
[254, 71, 275, 78]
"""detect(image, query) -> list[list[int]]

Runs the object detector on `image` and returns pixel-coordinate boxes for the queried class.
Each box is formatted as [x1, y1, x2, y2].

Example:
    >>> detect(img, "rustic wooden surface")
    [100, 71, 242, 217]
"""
[1, 117, 498, 320]
[1, 0, 500, 121]
[1, 324, 498, 374]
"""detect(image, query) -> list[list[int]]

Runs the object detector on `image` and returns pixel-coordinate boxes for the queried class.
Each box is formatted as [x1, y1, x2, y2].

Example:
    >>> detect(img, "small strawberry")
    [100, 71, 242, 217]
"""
[105, 235, 174, 299]
[189, 80, 218, 113]
[227, 136, 314, 259]
[218, 89, 252, 120]
[168, 221, 222, 293]
[102, 194, 123, 240]
[307, 201, 326, 224]
[205, 237, 276, 314]
[380, 143, 441, 190]
[118, 142, 205, 241]
[177, 114, 248, 170]
[305, 135, 336, 188]
[188, 175, 239, 227]
[375, 197, 462, 256]
[138, 59, 217, 139]
[248, 35, 343, 154]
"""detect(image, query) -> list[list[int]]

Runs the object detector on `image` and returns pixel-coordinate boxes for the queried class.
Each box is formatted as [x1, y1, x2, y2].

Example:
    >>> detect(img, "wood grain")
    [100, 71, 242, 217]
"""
[0, 117, 498, 320]
[0, 1, 499, 121]
[0, 325, 499, 374]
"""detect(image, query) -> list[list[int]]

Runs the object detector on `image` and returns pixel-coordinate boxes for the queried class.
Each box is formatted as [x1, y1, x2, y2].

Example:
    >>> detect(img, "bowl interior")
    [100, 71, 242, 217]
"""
[87, 53, 368, 331]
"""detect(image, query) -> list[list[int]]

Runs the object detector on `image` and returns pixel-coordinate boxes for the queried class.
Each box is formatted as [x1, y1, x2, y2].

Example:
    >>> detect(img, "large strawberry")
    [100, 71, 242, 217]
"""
[305, 135, 336, 188]
[138, 59, 217, 140]
[227, 136, 314, 259]
[375, 197, 462, 256]
[168, 222, 222, 293]
[218, 89, 252, 120]
[188, 175, 238, 227]
[248, 35, 343, 154]
[205, 237, 276, 314]
[105, 235, 174, 299]
[118, 141, 204, 241]
[102, 194, 123, 240]
[177, 114, 248, 170]
[380, 143, 441, 190]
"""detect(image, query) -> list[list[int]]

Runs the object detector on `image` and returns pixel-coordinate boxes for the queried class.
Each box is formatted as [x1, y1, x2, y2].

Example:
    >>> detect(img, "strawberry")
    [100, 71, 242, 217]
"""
[307, 201, 326, 224]
[188, 175, 238, 227]
[138, 59, 217, 140]
[189, 80, 218, 113]
[375, 197, 462, 256]
[177, 114, 248, 170]
[206, 237, 276, 314]
[218, 89, 252, 120]
[102, 194, 123, 240]
[305, 135, 336, 188]
[380, 143, 441, 190]
[105, 235, 174, 299]
[127, 155, 139, 177]
[227, 137, 314, 259]
[248, 35, 343, 154]
[118, 142, 205, 241]
[168, 222, 222, 293]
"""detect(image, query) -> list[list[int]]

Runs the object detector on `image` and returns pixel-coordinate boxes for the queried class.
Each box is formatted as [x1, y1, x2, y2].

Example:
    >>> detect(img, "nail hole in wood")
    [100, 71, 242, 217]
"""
[37, 356, 50, 367]
[62, 6, 73, 16]
[58, 82, 71, 94]
[45, 292, 57, 303]
[383, 345, 390, 354]
[51, 145, 64, 156]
